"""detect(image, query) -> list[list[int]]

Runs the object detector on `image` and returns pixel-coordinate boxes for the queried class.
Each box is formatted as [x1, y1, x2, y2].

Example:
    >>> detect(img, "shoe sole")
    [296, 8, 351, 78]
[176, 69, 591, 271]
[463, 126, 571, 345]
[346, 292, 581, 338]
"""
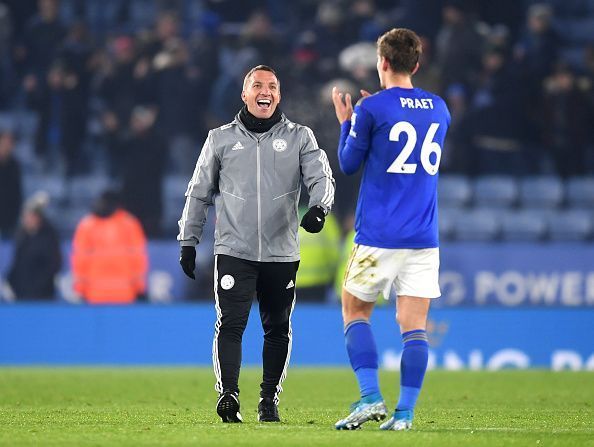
[336, 412, 387, 430]
[216, 395, 243, 423]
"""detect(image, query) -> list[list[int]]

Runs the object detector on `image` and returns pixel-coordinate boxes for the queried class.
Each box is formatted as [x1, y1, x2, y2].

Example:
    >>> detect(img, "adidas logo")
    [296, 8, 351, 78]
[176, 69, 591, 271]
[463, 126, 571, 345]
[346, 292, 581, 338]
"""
[231, 141, 244, 151]
[286, 280, 294, 289]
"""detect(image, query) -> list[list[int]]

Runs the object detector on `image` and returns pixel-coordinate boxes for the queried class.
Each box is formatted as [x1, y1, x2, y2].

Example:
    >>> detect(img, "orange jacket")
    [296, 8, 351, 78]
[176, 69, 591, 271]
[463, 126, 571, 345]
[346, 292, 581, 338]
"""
[71, 209, 148, 304]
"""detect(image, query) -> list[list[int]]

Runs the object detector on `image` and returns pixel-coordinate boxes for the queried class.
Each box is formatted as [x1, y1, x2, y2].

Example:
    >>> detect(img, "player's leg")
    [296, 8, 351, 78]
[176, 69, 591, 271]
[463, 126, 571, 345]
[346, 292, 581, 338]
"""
[213, 254, 258, 422]
[335, 245, 392, 430]
[342, 290, 380, 402]
[380, 248, 439, 431]
[255, 260, 299, 422]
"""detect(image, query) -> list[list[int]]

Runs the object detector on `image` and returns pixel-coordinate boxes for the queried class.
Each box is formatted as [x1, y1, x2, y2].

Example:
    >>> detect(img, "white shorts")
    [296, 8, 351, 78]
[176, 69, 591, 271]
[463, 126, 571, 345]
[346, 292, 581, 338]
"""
[343, 244, 440, 302]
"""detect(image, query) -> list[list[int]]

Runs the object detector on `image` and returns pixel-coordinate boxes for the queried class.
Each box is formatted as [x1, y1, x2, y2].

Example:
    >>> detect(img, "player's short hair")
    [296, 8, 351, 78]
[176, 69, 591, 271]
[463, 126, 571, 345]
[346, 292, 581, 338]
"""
[242, 65, 279, 90]
[377, 28, 422, 75]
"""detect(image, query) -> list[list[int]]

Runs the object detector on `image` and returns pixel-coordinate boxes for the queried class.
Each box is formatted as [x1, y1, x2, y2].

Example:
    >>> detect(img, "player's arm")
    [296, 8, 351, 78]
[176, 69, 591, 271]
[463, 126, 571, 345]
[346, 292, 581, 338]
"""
[177, 131, 220, 246]
[332, 87, 373, 175]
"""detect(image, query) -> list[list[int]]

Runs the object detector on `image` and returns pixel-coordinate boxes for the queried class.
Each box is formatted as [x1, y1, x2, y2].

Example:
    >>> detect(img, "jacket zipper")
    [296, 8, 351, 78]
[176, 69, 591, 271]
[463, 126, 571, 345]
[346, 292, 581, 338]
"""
[256, 140, 262, 261]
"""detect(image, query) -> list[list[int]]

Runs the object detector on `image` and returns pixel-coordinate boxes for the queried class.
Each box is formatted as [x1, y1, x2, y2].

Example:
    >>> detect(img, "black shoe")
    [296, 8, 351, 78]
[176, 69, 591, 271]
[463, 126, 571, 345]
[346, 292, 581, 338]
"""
[216, 391, 243, 423]
[258, 397, 280, 422]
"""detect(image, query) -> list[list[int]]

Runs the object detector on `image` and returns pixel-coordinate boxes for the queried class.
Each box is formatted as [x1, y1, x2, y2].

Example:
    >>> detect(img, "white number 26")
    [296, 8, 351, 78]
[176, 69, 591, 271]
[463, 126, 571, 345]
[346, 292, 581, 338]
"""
[387, 121, 441, 175]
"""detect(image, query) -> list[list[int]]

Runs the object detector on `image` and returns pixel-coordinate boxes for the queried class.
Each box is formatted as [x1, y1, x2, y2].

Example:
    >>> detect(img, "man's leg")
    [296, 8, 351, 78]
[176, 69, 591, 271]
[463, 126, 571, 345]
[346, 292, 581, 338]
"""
[213, 255, 257, 421]
[336, 289, 389, 429]
[396, 296, 430, 411]
[342, 290, 379, 400]
[335, 244, 391, 429]
[380, 295, 430, 431]
[256, 261, 299, 408]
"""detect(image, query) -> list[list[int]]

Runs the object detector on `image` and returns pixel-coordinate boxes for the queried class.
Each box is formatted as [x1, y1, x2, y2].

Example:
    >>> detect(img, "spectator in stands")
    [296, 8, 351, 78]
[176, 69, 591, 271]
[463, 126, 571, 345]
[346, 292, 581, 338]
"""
[97, 35, 153, 177]
[240, 11, 282, 64]
[338, 41, 378, 94]
[442, 83, 472, 174]
[541, 64, 594, 177]
[7, 191, 62, 300]
[149, 11, 199, 174]
[20, 0, 66, 170]
[579, 45, 594, 123]
[434, 0, 484, 92]
[0, 131, 23, 239]
[413, 36, 441, 94]
[186, 12, 220, 144]
[71, 190, 148, 304]
[207, 38, 255, 126]
[345, 0, 382, 42]
[1, 0, 594, 245]
[468, 46, 531, 175]
[0, 3, 13, 109]
[514, 4, 560, 86]
[55, 21, 93, 177]
[120, 106, 166, 237]
[311, 1, 350, 80]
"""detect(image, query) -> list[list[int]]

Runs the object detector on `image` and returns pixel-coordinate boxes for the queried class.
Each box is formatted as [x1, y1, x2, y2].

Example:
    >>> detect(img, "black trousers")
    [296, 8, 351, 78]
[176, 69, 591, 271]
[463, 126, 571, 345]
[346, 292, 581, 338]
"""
[213, 254, 299, 402]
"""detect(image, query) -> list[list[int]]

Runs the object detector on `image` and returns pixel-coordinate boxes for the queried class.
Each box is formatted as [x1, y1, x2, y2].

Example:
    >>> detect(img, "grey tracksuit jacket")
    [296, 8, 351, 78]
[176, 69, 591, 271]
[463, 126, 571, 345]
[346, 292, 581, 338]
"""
[178, 113, 335, 262]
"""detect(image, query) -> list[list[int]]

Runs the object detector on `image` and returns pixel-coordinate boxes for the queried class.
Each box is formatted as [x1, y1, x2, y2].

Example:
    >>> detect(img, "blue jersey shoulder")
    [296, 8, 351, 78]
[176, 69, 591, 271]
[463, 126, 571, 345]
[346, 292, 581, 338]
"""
[358, 87, 450, 125]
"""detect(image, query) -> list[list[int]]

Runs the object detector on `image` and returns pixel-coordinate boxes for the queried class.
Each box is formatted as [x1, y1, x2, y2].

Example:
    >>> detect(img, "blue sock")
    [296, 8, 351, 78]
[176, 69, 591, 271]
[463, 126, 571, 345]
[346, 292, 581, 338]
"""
[397, 329, 428, 411]
[345, 319, 380, 399]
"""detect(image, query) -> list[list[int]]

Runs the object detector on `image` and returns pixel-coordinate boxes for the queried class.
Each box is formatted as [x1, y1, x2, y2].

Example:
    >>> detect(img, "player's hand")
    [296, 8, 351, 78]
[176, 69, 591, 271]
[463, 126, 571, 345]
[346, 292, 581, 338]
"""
[332, 86, 353, 124]
[300, 206, 326, 233]
[360, 89, 371, 98]
[179, 246, 196, 280]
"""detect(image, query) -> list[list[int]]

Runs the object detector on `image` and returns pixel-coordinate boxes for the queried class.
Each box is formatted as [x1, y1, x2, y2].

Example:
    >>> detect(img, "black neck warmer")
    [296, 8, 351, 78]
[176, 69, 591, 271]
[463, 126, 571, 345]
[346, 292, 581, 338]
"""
[239, 105, 282, 133]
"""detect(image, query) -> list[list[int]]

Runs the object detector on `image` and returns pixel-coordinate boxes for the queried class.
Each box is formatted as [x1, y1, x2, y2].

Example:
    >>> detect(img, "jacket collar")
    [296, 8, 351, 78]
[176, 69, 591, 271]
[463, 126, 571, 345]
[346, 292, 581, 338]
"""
[233, 112, 287, 139]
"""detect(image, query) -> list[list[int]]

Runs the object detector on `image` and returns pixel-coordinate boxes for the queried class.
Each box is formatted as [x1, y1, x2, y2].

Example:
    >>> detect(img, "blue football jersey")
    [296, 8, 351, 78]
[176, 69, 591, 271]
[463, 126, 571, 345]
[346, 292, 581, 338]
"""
[338, 87, 450, 248]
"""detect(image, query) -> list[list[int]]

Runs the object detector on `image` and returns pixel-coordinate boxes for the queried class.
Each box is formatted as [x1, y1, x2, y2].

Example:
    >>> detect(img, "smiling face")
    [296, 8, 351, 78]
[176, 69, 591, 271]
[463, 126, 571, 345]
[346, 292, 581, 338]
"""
[241, 69, 281, 119]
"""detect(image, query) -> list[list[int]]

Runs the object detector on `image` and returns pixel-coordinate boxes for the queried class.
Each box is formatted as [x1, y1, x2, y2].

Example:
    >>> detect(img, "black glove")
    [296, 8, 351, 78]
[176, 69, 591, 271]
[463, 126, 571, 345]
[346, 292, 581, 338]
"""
[179, 245, 196, 280]
[300, 206, 326, 233]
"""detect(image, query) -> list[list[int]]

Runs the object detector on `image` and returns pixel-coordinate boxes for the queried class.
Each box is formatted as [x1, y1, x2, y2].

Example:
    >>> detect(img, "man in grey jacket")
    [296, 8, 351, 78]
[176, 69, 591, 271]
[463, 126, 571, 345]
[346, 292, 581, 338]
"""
[178, 65, 335, 423]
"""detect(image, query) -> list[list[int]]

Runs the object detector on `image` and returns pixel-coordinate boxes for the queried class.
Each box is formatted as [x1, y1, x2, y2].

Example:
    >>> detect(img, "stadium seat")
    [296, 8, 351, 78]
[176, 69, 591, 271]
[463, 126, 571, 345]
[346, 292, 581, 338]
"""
[452, 208, 501, 241]
[438, 175, 472, 208]
[501, 211, 547, 241]
[548, 211, 593, 241]
[519, 176, 564, 209]
[474, 176, 518, 208]
[566, 177, 594, 208]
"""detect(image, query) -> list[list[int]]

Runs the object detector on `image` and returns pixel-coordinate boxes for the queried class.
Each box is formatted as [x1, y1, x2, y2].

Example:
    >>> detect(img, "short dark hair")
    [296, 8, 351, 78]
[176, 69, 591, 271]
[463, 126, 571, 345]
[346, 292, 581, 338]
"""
[377, 28, 422, 75]
[243, 65, 279, 90]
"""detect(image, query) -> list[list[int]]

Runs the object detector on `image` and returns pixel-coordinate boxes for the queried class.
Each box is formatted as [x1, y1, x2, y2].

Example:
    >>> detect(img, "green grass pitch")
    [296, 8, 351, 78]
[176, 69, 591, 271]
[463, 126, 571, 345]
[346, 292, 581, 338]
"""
[0, 368, 592, 446]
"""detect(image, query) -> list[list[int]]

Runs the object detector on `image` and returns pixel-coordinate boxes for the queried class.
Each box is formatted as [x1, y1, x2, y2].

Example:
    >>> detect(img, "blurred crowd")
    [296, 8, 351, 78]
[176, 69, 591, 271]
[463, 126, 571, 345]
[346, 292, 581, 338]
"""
[0, 1, 593, 221]
[1, 0, 594, 302]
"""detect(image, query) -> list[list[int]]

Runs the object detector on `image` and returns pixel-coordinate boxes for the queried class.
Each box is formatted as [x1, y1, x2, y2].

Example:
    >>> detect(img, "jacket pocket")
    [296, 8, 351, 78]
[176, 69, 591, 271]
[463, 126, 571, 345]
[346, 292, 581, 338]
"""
[266, 191, 299, 257]
[215, 191, 252, 255]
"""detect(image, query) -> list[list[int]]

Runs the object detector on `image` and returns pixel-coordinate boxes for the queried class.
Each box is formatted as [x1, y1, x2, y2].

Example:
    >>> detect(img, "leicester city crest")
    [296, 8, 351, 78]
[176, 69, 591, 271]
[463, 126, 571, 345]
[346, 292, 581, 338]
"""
[272, 139, 287, 152]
